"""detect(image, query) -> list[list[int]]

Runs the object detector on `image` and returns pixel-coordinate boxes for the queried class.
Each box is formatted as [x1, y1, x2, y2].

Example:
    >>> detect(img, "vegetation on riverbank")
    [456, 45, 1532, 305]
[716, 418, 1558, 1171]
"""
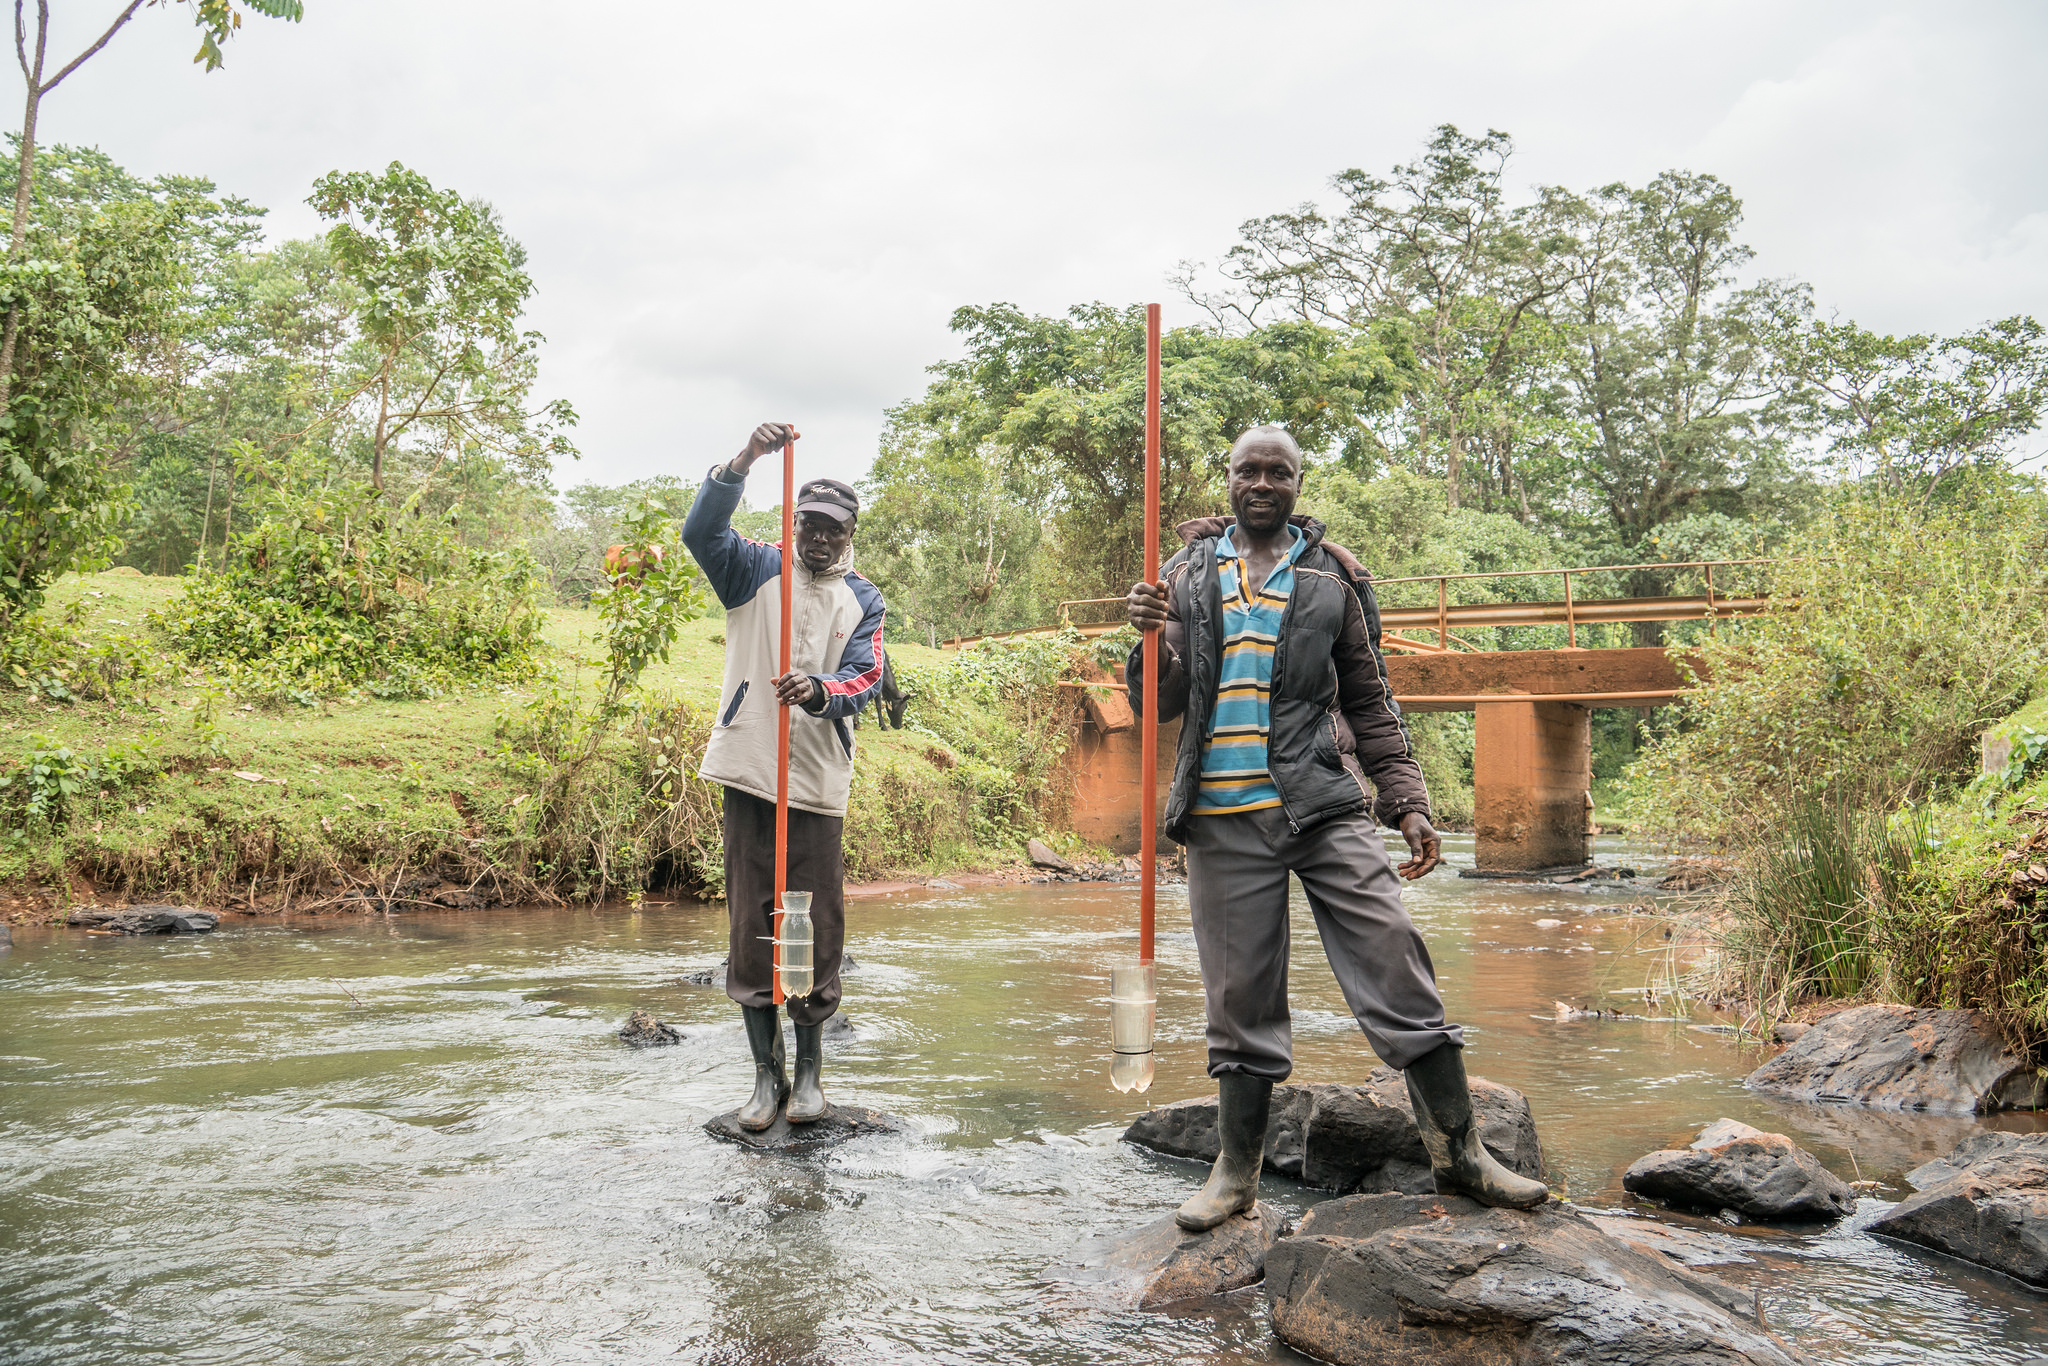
[1621, 484, 2048, 1057]
[0, 569, 1100, 921]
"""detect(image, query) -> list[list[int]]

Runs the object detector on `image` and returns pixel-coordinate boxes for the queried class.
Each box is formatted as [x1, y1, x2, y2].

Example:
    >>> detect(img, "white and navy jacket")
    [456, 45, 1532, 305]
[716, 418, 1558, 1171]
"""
[682, 465, 887, 818]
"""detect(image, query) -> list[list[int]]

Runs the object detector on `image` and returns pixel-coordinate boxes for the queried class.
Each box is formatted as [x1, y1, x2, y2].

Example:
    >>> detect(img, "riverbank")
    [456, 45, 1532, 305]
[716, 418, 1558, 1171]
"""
[0, 571, 1110, 924]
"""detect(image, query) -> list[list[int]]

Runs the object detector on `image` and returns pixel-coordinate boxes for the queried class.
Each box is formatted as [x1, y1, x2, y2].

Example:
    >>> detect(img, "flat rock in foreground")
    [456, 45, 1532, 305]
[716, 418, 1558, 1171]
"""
[1124, 1067, 1544, 1195]
[1046, 1204, 1286, 1309]
[1869, 1132, 2048, 1286]
[67, 906, 219, 934]
[1624, 1118, 1855, 1222]
[1746, 1005, 2045, 1114]
[1265, 1193, 1805, 1366]
[703, 1104, 906, 1153]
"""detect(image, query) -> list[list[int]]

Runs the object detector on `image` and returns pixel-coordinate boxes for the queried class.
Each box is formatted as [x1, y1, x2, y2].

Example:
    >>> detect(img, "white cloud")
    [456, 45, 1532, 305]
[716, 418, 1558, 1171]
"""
[36, 0, 2048, 494]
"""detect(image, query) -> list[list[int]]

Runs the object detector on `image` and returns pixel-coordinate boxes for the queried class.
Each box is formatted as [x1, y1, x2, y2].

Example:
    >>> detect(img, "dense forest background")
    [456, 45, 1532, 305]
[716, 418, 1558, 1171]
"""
[37, 126, 2045, 640]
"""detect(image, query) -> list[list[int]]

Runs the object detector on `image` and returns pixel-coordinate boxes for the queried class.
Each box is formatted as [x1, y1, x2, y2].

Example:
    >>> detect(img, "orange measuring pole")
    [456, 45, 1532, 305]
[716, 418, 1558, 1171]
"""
[773, 426, 798, 1005]
[1141, 303, 1161, 965]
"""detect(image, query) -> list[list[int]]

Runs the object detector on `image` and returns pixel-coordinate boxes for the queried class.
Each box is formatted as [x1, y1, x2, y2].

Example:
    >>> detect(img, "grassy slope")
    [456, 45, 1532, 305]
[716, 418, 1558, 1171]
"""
[0, 571, 1034, 919]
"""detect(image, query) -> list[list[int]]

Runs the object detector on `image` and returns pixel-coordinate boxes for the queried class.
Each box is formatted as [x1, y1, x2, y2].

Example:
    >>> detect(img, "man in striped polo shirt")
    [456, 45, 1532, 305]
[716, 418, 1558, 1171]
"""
[1128, 426, 1548, 1230]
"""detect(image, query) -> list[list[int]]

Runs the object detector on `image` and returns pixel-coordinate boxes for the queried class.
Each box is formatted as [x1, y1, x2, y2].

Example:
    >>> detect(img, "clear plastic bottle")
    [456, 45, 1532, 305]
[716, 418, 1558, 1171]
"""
[778, 891, 814, 1000]
[1108, 961, 1156, 1093]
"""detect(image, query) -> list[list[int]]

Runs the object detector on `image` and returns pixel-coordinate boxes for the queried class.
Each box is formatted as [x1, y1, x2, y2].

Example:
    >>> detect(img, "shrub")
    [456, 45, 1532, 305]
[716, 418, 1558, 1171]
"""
[1621, 488, 2048, 836]
[154, 472, 548, 700]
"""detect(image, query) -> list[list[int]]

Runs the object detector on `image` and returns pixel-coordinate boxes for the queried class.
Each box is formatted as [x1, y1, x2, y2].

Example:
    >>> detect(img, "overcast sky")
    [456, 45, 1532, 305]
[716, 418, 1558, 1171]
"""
[45, 0, 2048, 495]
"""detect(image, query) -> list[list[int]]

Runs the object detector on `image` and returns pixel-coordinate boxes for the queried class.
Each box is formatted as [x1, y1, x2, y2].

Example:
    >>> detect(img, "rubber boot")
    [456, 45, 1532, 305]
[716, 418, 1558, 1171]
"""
[1403, 1042, 1549, 1209]
[1175, 1072, 1272, 1231]
[785, 1021, 828, 1124]
[736, 1005, 788, 1132]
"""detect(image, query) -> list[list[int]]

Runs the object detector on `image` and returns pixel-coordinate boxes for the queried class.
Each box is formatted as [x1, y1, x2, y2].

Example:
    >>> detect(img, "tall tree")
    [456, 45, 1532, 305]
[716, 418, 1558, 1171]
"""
[1181, 126, 1569, 510]
[1544, 173, 1797, 573]
[1, 0, 303, 393]
[305, 162, 576, 493]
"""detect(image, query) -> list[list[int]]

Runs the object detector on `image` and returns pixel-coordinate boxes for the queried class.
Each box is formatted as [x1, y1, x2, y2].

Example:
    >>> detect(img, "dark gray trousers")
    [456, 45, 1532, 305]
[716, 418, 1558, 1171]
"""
[1184, 807, 1461, 1079]
[722, 785, 844, 1026]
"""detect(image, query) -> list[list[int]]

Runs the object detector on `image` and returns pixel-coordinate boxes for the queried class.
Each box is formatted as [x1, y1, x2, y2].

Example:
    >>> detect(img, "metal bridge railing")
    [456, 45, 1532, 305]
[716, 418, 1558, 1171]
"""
[938, 561, 1781, 651]
[1373, 559, 1778, 651]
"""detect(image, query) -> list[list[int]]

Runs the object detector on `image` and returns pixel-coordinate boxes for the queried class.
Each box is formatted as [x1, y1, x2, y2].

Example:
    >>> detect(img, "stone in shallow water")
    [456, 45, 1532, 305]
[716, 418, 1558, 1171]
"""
[1870, 1132, 2048, 1286]
[703, 1104, 906, 1153]
[1265, 1193, 1805, 1366]
[1623, 1118, 1854, 1222]
[1745, 1004, 2046, 1113]
[1123, 1067, 1543, 1196]
[1046, 1204, 1286, 1309]
[67, 905, 218, 934]
[617, 1009, 682, 1048]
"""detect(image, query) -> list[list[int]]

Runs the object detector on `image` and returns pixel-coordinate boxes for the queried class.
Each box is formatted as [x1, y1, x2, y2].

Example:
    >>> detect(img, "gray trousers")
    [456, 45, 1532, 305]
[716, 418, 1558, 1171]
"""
[1184, 807, 1461, 1080]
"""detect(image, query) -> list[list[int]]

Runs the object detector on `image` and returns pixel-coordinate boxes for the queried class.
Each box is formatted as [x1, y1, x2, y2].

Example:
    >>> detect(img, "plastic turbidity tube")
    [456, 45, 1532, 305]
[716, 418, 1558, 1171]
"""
[778, 890, 815, 1000]
[1110, 303, 1163, 1095]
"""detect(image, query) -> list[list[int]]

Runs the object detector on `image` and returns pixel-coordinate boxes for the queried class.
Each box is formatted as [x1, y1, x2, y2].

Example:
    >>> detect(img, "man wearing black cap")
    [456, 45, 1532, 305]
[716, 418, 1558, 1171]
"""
[683, 422, 888, 1130]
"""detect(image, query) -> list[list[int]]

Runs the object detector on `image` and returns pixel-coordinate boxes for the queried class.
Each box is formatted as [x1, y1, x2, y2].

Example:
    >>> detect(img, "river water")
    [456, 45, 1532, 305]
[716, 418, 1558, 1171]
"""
[3, 836, 2044, 1365]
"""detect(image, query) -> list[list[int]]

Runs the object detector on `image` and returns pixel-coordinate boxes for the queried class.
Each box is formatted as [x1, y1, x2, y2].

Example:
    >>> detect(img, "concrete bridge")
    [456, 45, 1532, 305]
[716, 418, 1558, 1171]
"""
[947, 560, 1775, 873]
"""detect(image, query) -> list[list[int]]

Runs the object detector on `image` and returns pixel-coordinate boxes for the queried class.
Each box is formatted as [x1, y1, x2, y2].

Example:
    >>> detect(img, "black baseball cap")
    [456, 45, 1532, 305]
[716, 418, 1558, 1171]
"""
[795, 478, 860, 523]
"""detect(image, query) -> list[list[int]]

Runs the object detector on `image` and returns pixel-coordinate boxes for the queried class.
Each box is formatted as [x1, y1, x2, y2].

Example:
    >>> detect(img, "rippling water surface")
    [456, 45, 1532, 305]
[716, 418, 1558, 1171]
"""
[3, 836, 2044, 1364]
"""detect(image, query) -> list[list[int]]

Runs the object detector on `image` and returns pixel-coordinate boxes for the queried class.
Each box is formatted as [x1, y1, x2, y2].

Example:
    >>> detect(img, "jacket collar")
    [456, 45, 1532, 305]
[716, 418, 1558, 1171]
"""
[1175, 512, 1327, 553]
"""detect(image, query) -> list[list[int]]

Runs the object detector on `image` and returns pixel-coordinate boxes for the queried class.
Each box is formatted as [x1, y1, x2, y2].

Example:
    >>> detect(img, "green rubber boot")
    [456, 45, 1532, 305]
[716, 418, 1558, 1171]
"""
[1175, 1072, 1272, 1231]
[736, 1005, 788, 1132]
[786, 1021, 828, 1124]
[1404, 1043, 1549, 1209]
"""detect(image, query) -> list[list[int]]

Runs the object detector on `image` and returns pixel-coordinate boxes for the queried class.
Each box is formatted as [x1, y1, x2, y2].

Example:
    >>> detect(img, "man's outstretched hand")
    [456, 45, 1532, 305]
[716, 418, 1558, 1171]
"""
[726, 422, 796, 478]
[1396, 812, 1442, 880]
[1127, 580, 1168, 632]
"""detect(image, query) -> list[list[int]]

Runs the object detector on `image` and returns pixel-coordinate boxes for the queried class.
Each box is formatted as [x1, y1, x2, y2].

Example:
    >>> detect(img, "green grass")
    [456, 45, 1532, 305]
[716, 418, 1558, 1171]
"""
[0, 570, 1054, 919]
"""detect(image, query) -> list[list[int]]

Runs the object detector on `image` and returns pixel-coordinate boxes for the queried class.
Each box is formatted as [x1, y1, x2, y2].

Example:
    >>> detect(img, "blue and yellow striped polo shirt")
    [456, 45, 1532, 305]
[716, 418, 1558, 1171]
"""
[1192, 524, 1307, 814]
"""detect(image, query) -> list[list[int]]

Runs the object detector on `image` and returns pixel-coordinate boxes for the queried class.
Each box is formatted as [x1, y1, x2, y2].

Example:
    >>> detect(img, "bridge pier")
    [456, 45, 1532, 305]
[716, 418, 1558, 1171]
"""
[1473, 698, 1592, 872]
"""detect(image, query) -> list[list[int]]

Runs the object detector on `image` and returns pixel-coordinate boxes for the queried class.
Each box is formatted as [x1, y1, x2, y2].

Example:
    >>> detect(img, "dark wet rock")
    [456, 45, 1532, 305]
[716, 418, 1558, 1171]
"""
[618, 1009, 681, 1048]
[1046, 1205, 1287, 1309]
[1871, 1132, 2048, 1285]
[841, 954, 858, 972]
[1265, 1193, 1804, 1366]
[1026, 838, 1073, 870]
[1746, 1005, 2046, 1113]
[1124, 1067, 1544, 1196]
[679, 959, 728, 987]
[1624, 1118, 1854, 1222]
[67, 905, 218, 934]
[822, 1012, 854, 1041]
[703, 1103, 907, 1153]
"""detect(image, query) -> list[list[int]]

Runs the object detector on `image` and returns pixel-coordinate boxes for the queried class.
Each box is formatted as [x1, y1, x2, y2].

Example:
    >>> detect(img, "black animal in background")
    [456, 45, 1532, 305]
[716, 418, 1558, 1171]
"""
[853, 655, 911, 730]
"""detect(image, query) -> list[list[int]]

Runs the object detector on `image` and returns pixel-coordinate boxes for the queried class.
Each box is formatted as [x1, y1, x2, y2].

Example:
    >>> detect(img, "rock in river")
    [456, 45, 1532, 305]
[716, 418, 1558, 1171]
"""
[1623, 1118, 1854, 1222]
[1746, 1004, 2046, 1113]
[618, 1009, 682, 1048]
[66, 906, 218, 934]
[1869, 1131, 2048, 1286]
[1046, 1204, 1286, 1310]
[1124, 1066, 1544, 1195]
[703, 1104, 907, 1153]
[1265, 1192, 1805, 1366]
